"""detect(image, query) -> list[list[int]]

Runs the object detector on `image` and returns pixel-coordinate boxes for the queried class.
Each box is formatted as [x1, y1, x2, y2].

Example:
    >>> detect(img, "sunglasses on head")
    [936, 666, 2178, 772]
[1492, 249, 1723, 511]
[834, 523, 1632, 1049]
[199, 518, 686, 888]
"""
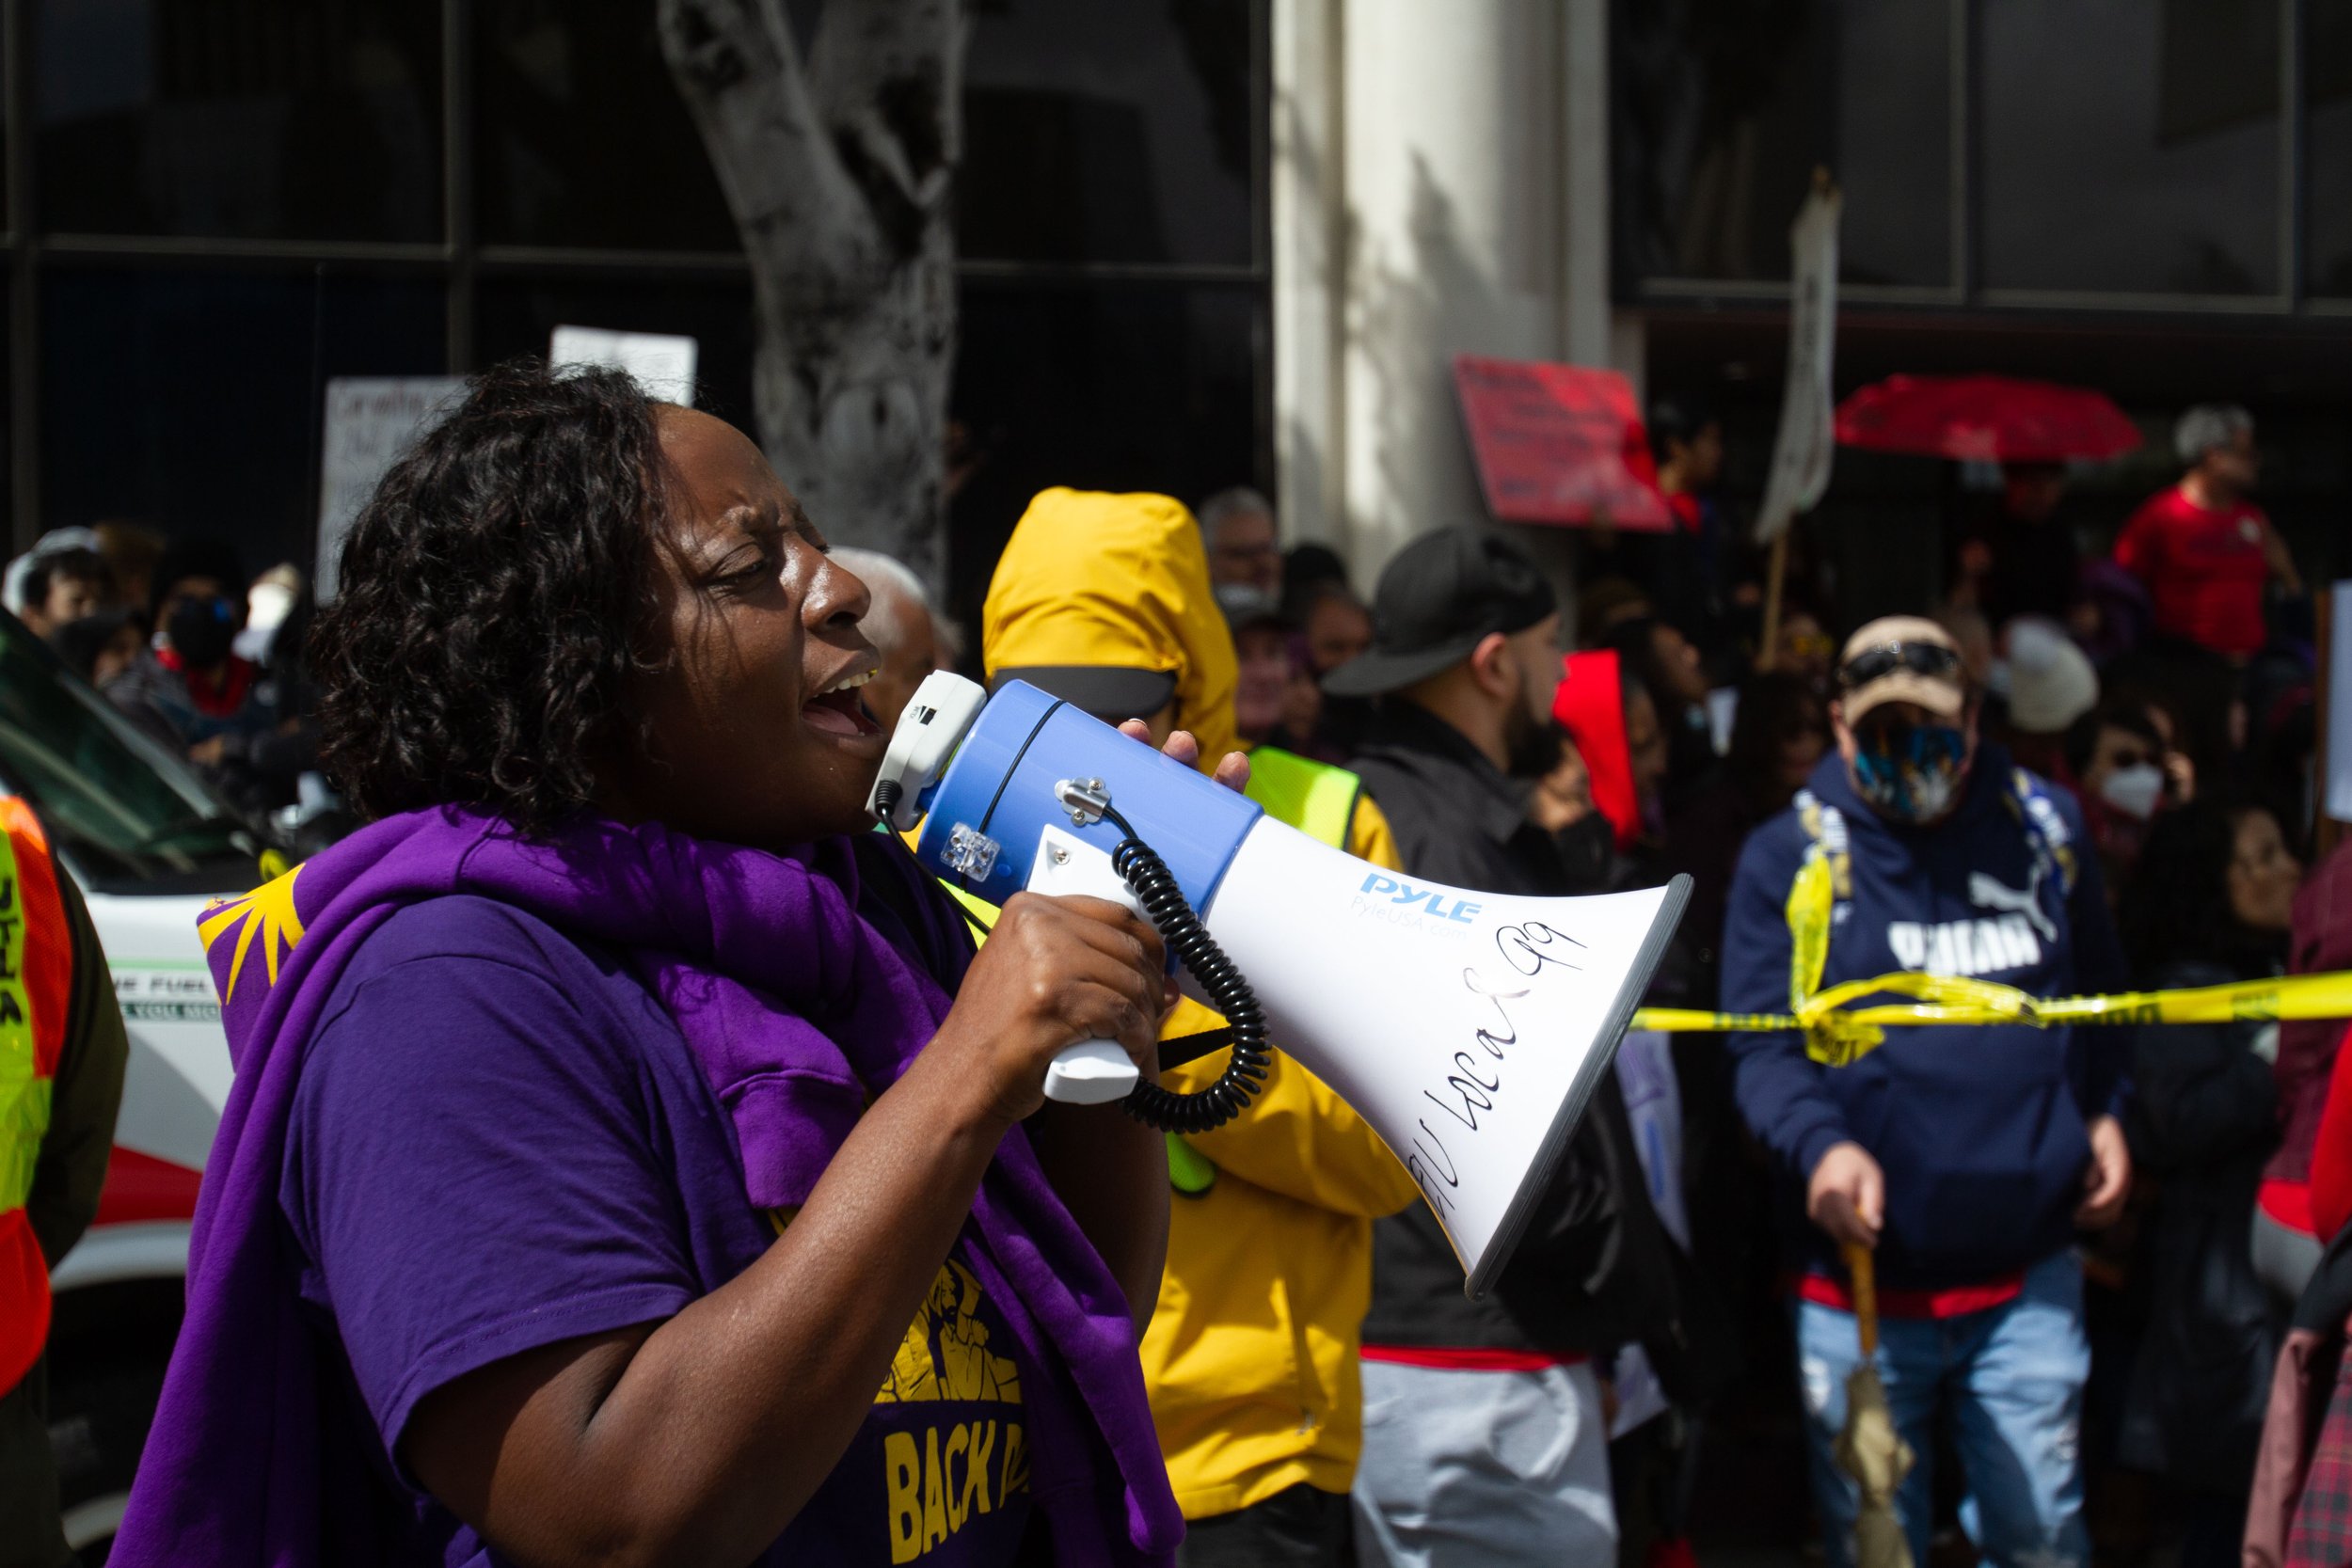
[1837, 641, 1963, 691]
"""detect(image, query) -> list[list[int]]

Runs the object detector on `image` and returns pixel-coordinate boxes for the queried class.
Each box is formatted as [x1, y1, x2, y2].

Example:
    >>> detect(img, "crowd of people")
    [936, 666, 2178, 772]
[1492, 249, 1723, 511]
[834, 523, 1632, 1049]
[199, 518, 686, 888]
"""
[7, 360, 2350, 1568]
[4, 521, 326, 830]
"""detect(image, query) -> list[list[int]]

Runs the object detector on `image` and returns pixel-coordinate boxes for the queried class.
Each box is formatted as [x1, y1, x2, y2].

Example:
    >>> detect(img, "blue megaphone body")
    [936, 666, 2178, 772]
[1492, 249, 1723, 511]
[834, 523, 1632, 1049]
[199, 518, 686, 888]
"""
[867, 670, 1689, 1296]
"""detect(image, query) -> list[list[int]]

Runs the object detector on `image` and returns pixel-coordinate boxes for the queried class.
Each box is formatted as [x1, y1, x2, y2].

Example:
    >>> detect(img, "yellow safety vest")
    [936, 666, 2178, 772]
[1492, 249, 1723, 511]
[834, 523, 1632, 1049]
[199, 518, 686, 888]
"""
[1240, 746, 1362, 852]
[0, 797, 70, 1398]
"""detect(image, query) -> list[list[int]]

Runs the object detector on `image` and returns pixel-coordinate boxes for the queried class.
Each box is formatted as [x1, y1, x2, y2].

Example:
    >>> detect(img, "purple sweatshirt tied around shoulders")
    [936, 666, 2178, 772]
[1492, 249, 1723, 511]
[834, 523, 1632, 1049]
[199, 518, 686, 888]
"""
[109, 805, 1181, 1566]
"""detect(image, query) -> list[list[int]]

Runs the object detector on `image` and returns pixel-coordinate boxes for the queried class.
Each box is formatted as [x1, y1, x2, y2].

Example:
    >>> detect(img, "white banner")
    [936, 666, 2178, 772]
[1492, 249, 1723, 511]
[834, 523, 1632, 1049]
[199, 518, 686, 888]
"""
[1755, 177, 1842, 545]
[316, 376, 466, 600]
[550, 325, 699, 404]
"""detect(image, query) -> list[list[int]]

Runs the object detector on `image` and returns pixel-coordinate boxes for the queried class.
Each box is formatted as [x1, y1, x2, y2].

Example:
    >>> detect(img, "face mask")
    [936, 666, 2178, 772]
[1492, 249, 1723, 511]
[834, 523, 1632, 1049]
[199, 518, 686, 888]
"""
[1850, 723, 1969, 823]
[1553, 810, 1616, 890]
[167, 596, 237, 668]
[2098, 762, 2165, 822]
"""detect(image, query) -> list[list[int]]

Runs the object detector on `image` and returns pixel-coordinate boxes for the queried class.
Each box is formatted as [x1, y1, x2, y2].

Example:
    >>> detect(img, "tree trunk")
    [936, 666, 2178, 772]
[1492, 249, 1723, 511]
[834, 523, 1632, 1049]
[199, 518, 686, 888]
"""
[660, 0, 962, 588]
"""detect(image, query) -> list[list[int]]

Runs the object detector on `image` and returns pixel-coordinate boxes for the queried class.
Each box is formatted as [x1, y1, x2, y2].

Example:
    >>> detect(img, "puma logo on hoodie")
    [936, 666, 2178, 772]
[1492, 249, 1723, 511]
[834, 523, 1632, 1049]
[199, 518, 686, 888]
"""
[1885, 868, 2051, 977]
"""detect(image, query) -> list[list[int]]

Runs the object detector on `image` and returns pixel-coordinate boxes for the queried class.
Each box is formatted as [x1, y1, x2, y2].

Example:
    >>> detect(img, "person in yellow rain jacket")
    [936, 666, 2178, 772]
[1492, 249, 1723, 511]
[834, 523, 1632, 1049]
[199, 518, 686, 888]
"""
[981, 487, 1422, 1565]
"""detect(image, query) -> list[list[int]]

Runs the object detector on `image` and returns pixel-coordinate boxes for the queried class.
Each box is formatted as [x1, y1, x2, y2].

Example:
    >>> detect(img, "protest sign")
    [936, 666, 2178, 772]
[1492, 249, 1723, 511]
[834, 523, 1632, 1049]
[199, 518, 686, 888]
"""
[315, 376, 464, 599]
[1755, 175, 1842, 545]
[549, 325, 699, 404]
[1453, 356, 1670, 531]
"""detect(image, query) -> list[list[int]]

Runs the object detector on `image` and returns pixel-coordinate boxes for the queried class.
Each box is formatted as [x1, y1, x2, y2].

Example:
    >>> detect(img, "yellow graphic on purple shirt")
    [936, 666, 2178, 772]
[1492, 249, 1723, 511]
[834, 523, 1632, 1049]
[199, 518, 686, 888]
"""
[875, 1258, 1023, 1406]
[198, 864, 306, 1002]
[883, 1418, 1028, 1563]
[871, 1257, 1029, 1562]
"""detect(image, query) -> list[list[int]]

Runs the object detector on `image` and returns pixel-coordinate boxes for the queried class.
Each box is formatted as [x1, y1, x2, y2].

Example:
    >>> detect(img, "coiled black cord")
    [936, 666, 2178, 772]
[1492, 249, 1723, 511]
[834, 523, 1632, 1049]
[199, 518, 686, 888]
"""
[1098, 804, 1270, 1133]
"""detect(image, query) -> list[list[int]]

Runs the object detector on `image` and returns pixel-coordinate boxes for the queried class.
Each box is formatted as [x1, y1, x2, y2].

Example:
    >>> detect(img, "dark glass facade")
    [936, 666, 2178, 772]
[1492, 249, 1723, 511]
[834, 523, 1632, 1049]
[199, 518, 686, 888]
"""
[1614, 0, 1955, 290]
[11, 0, 1270, 634]
[1615, 0, 2352, 624]
[35, 0, 445, 243]
[1614, 0, 2344, 309]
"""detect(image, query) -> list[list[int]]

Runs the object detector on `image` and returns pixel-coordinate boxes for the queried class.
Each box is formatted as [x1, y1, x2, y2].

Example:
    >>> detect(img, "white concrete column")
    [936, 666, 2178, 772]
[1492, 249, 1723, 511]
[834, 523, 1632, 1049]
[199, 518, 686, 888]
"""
[1339, 0, 1565, 579]
[1271, 0, 1346, 552]
[1272, 0, 1620, 590]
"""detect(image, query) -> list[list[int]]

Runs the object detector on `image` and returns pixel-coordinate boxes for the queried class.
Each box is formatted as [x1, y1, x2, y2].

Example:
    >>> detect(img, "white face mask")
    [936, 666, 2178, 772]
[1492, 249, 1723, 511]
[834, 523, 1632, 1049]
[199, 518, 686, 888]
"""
[2098, 762, 2164, 821]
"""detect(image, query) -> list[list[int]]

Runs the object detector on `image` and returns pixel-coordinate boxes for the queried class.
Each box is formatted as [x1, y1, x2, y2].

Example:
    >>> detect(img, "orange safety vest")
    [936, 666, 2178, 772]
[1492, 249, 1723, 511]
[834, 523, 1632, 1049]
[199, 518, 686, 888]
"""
[0, 796, 70, 1397]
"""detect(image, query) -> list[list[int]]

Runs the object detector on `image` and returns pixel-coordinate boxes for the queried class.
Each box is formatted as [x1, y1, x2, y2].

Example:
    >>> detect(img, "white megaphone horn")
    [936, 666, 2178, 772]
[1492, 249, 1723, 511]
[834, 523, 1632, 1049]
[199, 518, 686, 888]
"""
[868, 671, 1691, 1298]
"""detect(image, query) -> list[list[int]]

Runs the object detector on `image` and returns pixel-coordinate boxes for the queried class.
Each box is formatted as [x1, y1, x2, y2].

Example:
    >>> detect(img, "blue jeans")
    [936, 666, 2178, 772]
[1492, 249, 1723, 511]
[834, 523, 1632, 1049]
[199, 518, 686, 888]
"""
[1794, 1250, 2090, 1568]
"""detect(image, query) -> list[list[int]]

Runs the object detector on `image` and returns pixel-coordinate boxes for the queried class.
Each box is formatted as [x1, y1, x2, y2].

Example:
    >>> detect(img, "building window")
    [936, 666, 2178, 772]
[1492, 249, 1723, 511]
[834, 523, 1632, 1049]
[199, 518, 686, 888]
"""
[34, 0, 444, 243]
[1982, 0, 2281, 297]
[1613, 0, 1953, 291]
[962, 0, 1255, 266]
[40, 270, 446, 572]
[4, 0, 1273, 588]
[2309, 4, 2352, 297]
[1616, 0, 2339, 313]
[472, 3, 737, 253]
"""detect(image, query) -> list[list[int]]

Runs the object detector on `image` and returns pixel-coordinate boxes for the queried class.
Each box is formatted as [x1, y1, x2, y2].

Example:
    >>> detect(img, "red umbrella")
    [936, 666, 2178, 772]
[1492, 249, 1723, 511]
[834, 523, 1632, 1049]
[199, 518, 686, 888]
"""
[1834, 374, 2142, 465]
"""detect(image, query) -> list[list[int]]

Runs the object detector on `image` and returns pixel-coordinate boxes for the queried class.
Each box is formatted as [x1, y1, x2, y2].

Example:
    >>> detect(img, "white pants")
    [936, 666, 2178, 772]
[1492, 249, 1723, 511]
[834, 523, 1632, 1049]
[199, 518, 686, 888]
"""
[1351, 1358, 1617, 1567]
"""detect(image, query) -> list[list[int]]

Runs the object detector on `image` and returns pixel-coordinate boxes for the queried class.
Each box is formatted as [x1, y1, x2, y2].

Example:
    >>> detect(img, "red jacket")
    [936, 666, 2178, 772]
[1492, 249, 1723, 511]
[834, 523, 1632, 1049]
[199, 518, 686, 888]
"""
[2270, 842, 2352, 1192]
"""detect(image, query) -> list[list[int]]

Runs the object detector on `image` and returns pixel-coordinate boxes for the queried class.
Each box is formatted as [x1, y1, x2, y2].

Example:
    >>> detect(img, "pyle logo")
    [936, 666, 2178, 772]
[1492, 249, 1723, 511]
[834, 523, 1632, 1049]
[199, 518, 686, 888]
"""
[1359, 873, 1484, 926]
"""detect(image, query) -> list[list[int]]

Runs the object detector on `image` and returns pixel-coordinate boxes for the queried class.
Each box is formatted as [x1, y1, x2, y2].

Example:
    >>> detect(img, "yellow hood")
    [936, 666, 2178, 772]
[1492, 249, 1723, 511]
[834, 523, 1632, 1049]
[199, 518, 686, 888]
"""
[981, 487, 1239, 769]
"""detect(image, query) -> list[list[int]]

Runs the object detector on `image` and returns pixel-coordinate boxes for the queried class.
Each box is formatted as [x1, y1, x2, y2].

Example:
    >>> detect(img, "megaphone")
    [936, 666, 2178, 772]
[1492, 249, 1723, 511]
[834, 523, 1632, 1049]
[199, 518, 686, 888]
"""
[869, 671, 1690, 1297]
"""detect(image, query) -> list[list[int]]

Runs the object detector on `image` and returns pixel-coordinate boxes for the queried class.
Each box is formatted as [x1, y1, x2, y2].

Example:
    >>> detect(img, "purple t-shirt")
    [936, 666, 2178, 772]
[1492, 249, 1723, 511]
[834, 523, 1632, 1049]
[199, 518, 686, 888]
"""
[278, 894, 1039, 1565]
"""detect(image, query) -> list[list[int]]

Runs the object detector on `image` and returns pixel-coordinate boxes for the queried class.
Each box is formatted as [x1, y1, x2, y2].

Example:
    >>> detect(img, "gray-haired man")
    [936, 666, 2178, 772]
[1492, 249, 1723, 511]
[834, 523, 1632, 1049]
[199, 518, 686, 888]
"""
[831, 547, 957, 733]
[1196, 486, 1282, 599]
[2112, 403, 2300, 662]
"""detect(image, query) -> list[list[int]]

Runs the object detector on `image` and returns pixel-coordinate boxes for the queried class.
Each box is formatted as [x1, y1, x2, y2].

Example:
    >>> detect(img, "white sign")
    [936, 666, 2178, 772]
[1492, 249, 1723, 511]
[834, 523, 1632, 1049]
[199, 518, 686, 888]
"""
[1755, 178, 1843, 545]
[549, 325, 699, 404]
[2328, 583, 2352, 823]
[316, 376, 466, 600]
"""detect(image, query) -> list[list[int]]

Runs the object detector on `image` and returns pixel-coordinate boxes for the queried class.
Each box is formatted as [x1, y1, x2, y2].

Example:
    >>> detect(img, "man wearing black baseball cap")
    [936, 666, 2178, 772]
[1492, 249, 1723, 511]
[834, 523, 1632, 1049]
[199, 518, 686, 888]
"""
[1323, 530, 1567, 833]
[1337, 529, 1683, 1567]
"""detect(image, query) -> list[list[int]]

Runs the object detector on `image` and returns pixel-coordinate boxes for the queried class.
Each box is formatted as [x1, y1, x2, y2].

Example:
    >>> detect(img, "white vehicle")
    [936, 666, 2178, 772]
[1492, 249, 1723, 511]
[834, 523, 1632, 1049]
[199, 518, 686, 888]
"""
[0, 613, 266, 1559]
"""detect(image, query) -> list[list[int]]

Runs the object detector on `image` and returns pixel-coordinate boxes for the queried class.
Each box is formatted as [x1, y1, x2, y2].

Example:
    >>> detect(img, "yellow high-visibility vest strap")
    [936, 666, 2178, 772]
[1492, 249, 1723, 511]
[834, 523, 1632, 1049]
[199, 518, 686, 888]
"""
[1167, 1132, 1218, 1195]
[944, 879, 1001, 935]
[0, 795, 67, 1398]
[1784, 789, 1844, 1015]
[0, 819, 41, 1213]
[1785, 851, 1835, 1017]
[1243, 747, 1363, 850]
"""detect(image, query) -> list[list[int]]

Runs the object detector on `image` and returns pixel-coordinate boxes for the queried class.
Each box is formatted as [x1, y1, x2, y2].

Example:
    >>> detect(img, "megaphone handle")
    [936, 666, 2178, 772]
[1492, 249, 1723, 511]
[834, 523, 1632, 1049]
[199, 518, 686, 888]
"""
[1027, 828, 1145, 1106]
[1042, 1039, 1141, 1104]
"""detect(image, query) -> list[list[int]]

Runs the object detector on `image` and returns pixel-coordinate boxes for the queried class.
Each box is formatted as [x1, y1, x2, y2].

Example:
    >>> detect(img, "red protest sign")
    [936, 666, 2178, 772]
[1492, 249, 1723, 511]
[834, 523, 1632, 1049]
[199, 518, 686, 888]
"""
[1453, 355, 1670, 531]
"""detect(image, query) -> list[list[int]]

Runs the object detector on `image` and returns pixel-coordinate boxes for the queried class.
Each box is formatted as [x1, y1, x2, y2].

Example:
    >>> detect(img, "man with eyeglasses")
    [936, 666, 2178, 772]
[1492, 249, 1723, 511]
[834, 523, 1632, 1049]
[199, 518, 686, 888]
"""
[1196, 486, 1283, 600]
[1719, 615, 2133, 1568]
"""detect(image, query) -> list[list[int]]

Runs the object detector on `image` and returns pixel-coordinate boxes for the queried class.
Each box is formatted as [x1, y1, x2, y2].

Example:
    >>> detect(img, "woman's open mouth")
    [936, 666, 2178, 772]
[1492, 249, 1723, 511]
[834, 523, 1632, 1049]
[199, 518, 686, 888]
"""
[803, 666, 883, 738]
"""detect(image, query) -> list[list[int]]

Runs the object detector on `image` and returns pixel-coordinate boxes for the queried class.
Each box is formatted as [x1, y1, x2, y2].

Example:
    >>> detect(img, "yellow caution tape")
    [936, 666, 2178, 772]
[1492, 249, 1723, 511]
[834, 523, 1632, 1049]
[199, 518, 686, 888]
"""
[1631, 970, 2352, 1069]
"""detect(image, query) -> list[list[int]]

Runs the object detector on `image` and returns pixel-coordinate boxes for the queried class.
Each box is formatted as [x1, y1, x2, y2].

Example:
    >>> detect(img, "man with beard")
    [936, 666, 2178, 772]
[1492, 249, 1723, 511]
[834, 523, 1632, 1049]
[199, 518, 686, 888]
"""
[1327, 530, 1685, 1566]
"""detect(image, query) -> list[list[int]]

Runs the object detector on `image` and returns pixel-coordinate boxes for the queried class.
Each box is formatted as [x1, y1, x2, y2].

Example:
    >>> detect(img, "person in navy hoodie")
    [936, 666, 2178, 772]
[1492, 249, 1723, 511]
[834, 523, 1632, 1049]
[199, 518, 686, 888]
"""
[1722, 615, 2133, 1568]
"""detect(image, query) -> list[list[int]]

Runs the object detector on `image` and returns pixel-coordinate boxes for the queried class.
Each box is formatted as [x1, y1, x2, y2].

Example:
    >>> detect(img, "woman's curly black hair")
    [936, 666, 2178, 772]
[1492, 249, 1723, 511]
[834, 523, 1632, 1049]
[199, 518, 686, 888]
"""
[311, 358, 672, 831]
